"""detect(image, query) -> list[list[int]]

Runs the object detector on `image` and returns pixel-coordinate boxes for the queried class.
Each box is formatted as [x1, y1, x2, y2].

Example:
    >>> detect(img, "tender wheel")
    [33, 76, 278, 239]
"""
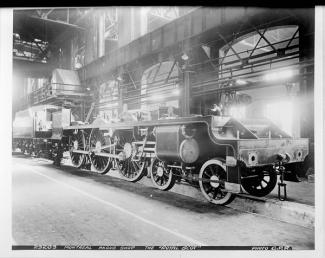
[89, 129, 113, 174]
[116, 133, 146, 182]
[70, 130, 86, 168]
[150, 158, 176, 191]
[241, 166, 277, 197]
[199, 159, 235, 205]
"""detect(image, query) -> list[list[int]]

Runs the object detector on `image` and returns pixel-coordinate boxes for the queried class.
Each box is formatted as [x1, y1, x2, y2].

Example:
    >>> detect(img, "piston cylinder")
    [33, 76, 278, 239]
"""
[155, 125, 200, 164]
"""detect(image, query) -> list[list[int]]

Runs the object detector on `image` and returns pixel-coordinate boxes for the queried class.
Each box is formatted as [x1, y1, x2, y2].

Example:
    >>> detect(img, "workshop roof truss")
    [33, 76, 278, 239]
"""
[105, 8, 118, 40]
[31, 8, 89, 28]
[219, 25, 300, 75]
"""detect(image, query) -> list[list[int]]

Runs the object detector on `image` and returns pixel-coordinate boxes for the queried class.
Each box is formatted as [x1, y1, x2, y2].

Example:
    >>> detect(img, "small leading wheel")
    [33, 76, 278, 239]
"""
[70, 130, 86, 168]
[150, 158, 176, 191]
[116, 134, 146, 182]
[241, 166, 277, 197]
[89, 129, 113, 174]
[199, 159, 235, 205]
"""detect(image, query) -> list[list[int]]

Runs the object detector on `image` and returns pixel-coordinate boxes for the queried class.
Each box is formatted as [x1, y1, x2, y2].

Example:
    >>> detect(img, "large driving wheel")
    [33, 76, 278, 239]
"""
[199, 159, 235, 205]
[150, 158, 176, 191]
[116, 133, 146, 182]
[241, 166, 277, 197]
[89, 129, 113, 174]
[70, 130, 86, 168]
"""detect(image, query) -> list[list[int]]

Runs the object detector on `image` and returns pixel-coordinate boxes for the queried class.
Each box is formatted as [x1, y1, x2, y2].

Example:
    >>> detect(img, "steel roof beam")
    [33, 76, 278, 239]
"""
[78, 8, 313, 82]
[286, 27, 299, 48]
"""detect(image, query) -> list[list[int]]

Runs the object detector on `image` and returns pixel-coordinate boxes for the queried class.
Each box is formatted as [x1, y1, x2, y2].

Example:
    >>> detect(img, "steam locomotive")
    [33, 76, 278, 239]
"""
[12, 104, 309, 205]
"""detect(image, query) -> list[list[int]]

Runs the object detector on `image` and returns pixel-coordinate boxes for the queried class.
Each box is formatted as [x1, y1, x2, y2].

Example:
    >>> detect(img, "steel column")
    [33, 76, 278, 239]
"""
[182, 68, 191, 117]
[98, 9, 105, 58]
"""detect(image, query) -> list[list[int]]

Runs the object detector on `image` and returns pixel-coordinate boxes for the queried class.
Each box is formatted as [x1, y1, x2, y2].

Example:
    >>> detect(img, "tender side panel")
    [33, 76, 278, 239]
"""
[52, 109, 71, 140]
[13, 109, 34, 138]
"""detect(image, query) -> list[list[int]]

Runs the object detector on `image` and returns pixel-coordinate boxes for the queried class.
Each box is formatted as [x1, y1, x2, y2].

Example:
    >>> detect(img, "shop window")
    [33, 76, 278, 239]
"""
[141, 61, 180, 114]
[219, 25, 299, 79]
[265, 101, 293, 135]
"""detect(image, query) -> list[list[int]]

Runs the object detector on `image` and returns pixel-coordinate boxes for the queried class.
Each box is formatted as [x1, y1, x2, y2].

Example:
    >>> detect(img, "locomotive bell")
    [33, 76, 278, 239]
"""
[179, 138, 200, 164]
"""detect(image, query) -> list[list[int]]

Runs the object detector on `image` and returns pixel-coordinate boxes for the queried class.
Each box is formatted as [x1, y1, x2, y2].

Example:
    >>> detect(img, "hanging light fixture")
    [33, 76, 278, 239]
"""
[181, 52, 189, 61]
[236, 79, 247, 85]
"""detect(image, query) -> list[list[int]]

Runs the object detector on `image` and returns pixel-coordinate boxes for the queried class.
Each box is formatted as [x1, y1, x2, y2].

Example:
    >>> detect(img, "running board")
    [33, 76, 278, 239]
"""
[93, 152, 120, 159]
[71, 150, 89, 154]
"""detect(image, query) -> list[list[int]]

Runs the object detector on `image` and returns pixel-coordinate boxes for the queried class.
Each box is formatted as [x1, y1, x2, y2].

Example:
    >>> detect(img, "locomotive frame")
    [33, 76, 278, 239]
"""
[61, 115, 309, 205]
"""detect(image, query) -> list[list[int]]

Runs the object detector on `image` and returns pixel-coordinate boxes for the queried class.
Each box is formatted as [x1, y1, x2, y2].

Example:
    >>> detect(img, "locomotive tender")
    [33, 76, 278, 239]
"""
[12, 105, 64, 158]
[13, 106, 309, 205]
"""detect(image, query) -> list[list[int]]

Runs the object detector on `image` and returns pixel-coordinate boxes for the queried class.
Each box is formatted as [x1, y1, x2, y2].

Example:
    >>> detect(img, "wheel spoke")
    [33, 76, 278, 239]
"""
[89, 130, 111, 174]
[70, 130, 85, 168]
[241, 168, 277, 197]
[150, 159, 175, 191]
[131, 161, 138, 173]
[206, 186, 213, 194]
[126, 158, 130, 174]
[203, 170, 211, 177]
[208, 166, 214, 175]
[212, 189, 218, 199]
[117, 136, 145, 182]
[199, 161, 234, 205]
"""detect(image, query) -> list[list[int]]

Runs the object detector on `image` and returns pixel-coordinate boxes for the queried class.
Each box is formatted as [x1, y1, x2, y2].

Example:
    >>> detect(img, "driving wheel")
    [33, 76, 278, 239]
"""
[241, 166, 277, 197]
[89, 128, 113, 174]
[116, 133, 146, 182]
[199, 159, 235, 205]
[70, 130, 86, 168]
[150, 158, 176, 191]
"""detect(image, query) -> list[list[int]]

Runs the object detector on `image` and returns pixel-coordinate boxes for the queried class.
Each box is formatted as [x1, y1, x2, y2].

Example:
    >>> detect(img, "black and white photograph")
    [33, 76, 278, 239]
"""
[0, 5, 324, 258]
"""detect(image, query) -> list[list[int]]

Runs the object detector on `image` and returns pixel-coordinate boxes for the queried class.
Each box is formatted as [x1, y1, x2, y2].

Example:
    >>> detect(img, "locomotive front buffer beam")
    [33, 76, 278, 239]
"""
[225, 137, 309, 200]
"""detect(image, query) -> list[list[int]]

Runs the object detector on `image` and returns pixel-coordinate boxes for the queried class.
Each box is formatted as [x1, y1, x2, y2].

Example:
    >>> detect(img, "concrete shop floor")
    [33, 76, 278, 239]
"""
[12, 156, 314, 248]
[60, 153, 315, 207]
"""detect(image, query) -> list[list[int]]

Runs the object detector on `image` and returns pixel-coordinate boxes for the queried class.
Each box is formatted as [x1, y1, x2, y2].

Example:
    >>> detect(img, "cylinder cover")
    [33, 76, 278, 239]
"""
[179, 138, 200, 164]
